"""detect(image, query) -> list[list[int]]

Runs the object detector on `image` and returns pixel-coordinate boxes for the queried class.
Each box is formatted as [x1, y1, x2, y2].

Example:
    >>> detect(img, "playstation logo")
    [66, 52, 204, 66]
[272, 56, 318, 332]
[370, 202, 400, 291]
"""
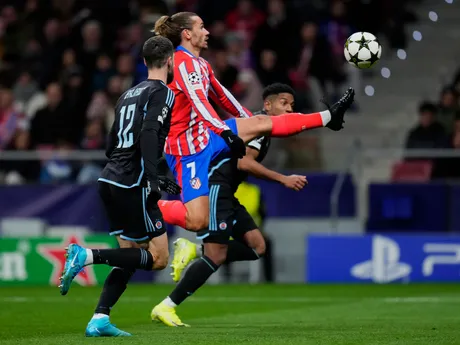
[351, 235, 412, 283]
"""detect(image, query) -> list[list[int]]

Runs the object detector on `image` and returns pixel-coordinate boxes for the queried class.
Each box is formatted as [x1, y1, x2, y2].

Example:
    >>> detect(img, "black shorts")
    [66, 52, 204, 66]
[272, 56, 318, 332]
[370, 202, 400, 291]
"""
[197, 184, 258, 244]
[98, 181, 165, 242]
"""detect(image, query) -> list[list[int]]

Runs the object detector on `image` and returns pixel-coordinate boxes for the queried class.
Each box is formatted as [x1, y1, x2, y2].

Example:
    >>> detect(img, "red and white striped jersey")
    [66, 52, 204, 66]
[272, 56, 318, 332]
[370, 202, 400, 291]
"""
[164, 46, 252, 156]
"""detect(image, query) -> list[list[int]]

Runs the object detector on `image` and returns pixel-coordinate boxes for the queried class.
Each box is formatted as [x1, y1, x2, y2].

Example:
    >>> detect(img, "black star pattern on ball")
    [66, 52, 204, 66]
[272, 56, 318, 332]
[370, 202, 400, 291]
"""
[368, 50, 380, 66]
[356, 34, 369, 50]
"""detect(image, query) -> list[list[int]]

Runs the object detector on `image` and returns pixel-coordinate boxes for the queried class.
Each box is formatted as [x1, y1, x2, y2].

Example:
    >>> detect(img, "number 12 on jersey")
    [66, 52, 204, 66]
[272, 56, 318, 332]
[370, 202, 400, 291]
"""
[117, 103, 136, 148]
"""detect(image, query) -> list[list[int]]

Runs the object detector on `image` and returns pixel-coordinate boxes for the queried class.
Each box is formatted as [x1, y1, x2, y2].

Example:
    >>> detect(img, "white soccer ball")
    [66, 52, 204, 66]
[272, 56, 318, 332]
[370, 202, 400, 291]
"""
[344, 32, 382, 69]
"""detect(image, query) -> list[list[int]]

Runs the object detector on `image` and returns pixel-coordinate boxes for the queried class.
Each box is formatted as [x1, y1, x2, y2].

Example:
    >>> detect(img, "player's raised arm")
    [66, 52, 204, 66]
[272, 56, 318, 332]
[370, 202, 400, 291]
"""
[176, 59, 230, 134]
[208, 65, 253, 118]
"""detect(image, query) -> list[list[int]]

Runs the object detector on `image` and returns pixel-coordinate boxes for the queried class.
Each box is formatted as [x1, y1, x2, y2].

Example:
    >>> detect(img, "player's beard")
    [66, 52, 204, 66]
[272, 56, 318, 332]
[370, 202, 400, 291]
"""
[166, 61, 174, 84]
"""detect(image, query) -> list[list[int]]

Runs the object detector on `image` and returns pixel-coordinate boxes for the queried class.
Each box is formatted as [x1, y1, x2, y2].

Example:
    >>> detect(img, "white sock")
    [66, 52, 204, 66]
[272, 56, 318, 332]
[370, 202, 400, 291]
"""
[84, 249, 94, 266]
[92, 313, 108, 319]
[195, 244, 202, 257]
[162, 296, 177, 308]
[319, 110, 331, 126]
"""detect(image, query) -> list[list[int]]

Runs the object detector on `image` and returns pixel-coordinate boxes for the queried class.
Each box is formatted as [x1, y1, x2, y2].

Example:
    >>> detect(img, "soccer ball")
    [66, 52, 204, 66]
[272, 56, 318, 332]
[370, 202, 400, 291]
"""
[344, 32, 382, 69]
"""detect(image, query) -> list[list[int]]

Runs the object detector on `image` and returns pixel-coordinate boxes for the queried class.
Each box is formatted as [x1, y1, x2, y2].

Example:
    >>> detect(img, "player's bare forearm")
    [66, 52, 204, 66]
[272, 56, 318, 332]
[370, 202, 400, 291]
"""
[237, 156, 285, 183]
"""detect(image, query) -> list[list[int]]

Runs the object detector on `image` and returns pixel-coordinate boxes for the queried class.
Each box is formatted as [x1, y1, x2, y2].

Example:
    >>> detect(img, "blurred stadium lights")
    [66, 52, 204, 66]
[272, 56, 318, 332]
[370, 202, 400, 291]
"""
[397, 49, 407, 60]
[428, 11, 438, 22]
[412, 31, 423, 41]
[364, 85, 375, 96]
[381, 67, 391, 79]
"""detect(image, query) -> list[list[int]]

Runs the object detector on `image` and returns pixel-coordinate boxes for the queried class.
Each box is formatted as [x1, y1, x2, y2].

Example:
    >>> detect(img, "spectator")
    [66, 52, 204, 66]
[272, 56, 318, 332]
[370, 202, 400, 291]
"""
[225, 0, 265, 45]
[432, 127, 460, 180]
[437, 87, 459, 134]
[212, 48, 239, 92]
[92, 54, 115, 92]
[12, 71, 39, 109]
[405, 102, 447, 159]
[38, 18, 66, 87]
[252, 0, 299, 73]
[0, 88, 28, 150]
[77, 119, 106, 184]
[290, 21, 335, 111]
[255, 49, 291, 87]
[29, 83, 77, 147]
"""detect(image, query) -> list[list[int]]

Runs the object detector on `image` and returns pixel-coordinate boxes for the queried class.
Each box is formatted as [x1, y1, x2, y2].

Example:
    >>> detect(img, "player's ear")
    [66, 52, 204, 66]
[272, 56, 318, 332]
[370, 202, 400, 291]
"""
[263, 100, 271, 112]
[143, 58, 147, 67]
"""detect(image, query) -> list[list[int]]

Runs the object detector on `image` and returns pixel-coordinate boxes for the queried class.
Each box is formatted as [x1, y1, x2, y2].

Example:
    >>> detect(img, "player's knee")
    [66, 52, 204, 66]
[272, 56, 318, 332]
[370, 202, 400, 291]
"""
[152, 253, 169, 270]
[252, 115, 271, 132]
[254, 241, 266, 257]
[186, 214, 209, 231]
[207, 251, 226, 266]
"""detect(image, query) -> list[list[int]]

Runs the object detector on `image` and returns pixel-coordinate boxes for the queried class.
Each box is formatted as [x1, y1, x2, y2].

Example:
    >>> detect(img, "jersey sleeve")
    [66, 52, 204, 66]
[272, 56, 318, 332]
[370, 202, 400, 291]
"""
[247, 136, 265, 151]
[140, 87, 171, 184]
[208, 64, 252, 118]
[105, 97, 122, 158]
[176, 58, 230, 135]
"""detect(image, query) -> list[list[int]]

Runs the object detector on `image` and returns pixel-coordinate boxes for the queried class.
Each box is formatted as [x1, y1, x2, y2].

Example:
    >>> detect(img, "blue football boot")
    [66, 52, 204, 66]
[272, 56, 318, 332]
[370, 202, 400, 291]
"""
[59, 243, 87, 295]
[85, 315, 131, 337]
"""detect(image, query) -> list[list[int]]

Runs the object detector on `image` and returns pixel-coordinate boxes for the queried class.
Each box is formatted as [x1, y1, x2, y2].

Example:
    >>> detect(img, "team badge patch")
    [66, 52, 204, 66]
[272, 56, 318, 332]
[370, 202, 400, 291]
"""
[155, 220, 163, 230]
[190, 177, 201, 190]
[187, 72, 201, 85]
[219, 222, 227, 230]
[162, 106, 168, 118]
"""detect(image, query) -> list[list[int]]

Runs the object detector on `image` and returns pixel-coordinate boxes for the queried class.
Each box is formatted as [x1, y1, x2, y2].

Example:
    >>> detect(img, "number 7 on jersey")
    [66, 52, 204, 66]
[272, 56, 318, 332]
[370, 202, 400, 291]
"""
[186, 162, 196, 179]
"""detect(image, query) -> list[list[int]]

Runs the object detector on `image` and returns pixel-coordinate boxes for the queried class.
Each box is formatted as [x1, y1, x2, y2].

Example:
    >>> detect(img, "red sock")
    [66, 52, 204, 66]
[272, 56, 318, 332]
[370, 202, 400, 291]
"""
[270, 112, 328, 137]
[158, 200, 187, 229]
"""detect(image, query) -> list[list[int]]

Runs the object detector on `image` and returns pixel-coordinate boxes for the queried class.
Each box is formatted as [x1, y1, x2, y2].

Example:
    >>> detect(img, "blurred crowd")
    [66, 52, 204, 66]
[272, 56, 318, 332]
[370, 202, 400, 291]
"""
[0, 0, 420, 184]
[404, 69, 460, 179]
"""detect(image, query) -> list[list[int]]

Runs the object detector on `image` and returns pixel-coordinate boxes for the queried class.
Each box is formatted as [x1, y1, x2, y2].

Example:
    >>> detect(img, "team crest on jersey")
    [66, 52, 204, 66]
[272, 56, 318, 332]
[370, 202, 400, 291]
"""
[188, 72, 201, 85]
[155, 220, 163, 230]
[190, 177, 201, 190]
[219, 221, 227, 230]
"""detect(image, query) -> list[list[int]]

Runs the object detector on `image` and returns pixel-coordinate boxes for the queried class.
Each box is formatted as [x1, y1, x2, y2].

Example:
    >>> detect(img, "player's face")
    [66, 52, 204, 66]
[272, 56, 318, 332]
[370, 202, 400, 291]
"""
[188, 16, 209, 50]
[166, 55, 174, 84]
[265, 93, 295, 116]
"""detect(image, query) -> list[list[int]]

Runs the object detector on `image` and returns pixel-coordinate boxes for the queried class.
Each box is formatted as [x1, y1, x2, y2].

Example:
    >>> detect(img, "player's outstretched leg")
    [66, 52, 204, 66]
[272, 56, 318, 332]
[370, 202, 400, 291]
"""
[59, 243, 155, 296]
[235, 88, 355, 143]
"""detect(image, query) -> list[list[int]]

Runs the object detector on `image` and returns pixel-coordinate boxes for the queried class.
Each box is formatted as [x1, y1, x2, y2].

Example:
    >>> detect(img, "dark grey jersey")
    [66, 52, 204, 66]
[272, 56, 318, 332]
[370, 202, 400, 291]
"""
[99, 79, 174, 188]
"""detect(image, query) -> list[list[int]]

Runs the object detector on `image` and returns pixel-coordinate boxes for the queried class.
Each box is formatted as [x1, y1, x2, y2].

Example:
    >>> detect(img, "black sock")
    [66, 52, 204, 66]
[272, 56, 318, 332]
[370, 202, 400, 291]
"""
[92, 248, 153, 270]
[169, 256, 219, 305]
[225, 240, 260, 262]
[94, 267, 135, 315]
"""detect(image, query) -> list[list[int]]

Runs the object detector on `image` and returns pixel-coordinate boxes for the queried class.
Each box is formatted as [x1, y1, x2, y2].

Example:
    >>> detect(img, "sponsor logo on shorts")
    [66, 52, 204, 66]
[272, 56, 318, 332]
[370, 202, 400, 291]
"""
[219, 222, 227, 230]
[190, 177, 201, 190]
[155, 220, 163, 230]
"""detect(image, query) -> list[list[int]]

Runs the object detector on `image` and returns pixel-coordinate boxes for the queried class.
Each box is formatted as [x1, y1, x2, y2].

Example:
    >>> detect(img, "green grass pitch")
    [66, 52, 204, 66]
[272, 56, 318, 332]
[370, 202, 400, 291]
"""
[1, 284, 460, 344]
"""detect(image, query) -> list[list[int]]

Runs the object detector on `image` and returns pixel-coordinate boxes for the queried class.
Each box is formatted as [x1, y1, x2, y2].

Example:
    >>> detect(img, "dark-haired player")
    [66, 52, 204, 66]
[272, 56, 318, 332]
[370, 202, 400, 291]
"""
[58, 36, 181, 337]
[151, 83, 308, 327]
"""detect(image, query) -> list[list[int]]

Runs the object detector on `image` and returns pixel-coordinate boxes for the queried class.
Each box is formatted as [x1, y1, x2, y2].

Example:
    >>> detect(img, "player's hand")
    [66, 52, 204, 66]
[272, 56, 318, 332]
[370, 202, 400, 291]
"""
[221, 130, 246, 158]
[158, 176, 182, 195]
[281, 175, 308, 191]
[146, 180, 162, 202]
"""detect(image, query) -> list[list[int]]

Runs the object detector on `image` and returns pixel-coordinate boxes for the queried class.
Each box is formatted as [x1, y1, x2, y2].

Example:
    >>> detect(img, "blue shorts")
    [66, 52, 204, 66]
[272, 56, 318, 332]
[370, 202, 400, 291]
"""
[165, 119, 237, 203]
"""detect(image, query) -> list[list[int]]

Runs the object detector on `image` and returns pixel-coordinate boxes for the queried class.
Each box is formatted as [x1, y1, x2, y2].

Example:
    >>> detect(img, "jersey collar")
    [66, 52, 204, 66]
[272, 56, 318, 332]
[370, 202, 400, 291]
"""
[176, 45, 197, 58]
